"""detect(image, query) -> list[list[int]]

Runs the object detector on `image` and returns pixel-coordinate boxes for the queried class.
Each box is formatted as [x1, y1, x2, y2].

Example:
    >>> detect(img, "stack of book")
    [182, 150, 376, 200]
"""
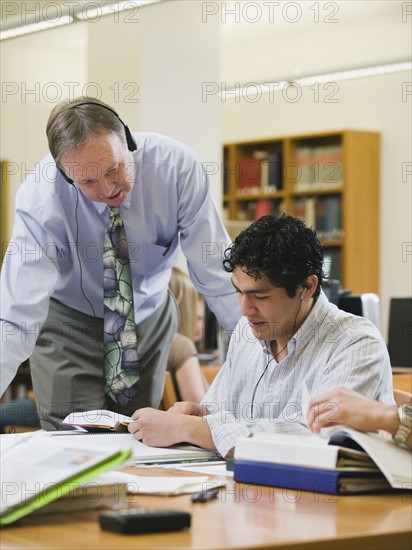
[233, 427, 412, 495]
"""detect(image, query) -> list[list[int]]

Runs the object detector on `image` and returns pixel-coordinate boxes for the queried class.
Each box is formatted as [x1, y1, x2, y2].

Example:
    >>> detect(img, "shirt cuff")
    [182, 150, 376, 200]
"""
[205, 412, 251, 457]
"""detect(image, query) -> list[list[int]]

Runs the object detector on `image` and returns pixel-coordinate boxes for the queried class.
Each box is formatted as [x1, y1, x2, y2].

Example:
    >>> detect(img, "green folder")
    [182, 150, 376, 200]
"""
[1, 442, 132, 526]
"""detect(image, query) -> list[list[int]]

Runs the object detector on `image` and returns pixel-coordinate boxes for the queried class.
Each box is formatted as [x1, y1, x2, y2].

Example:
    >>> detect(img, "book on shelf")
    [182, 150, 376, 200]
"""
[233, 426, 412, 494]
[293, 196, 343, 242]
[294, 143, 343, 192]
[0, 431, 132, 525]
[238, 156, 262, 194]
[237, 150, 283, 195]
[255, 200, 272, 219]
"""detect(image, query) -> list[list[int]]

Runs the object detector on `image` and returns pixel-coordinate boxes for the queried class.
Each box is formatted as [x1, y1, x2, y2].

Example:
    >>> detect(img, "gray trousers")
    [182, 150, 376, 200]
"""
[30, 292, 179, 430]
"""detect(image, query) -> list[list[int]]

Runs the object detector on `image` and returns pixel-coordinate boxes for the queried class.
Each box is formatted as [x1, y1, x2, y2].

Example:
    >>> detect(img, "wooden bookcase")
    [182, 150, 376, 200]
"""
[223, 130, 380, 294]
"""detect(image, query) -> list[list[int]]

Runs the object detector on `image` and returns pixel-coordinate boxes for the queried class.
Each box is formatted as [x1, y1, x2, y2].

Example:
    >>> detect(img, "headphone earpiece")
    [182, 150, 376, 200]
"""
[123, 124, 138, 152]
[300, 287, 308, 301]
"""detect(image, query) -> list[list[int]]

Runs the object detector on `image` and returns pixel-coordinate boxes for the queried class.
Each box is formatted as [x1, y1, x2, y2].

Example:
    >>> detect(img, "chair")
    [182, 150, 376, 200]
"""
[2, 390, 40, 434]
[387, 297, 412, 367]
[160, 372, 178, 410]
[200, 365, 221, 385]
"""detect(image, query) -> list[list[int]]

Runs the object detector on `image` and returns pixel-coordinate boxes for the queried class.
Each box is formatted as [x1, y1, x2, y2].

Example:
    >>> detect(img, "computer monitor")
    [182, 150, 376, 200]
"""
[387, 297, 412, 368]
[321, 279, 340, 306]
[338, 293, 381, 331]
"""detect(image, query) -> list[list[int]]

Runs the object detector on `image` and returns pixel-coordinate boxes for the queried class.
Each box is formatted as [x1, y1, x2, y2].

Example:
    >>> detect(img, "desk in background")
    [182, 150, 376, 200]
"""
[392, 371, 412, 394]
[1, 468, 410, 550]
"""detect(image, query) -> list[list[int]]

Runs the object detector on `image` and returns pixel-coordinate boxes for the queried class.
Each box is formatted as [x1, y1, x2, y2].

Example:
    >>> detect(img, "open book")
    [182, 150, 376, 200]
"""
[61, 409, 132, 432]
[234, 426, 411, 492]
[0, 432, 131, 525]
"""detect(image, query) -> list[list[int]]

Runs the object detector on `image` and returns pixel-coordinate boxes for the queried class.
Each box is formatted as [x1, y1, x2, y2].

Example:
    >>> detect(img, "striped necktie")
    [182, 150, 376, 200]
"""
[103, 206, 139, 406]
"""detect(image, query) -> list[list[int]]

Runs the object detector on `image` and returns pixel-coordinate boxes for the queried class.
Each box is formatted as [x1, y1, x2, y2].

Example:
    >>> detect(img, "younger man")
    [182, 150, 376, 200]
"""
[128, 214, 394, 457]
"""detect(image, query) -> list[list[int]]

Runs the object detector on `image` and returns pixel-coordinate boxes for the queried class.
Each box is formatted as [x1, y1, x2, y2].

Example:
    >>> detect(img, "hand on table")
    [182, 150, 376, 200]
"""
[128, 408, 184, 447]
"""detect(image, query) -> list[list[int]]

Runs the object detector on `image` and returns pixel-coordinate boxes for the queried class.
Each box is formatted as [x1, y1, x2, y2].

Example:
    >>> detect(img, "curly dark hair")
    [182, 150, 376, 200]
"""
[223, 213, 324, 298]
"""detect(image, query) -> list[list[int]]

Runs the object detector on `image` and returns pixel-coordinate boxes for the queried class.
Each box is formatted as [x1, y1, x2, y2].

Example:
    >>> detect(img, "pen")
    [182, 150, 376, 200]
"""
[162, 240, 173, 256]
[191, 486, 220, 503]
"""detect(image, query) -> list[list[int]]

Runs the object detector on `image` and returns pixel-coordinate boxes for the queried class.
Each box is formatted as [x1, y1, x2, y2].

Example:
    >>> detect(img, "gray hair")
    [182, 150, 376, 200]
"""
[46, 97, 127, 164]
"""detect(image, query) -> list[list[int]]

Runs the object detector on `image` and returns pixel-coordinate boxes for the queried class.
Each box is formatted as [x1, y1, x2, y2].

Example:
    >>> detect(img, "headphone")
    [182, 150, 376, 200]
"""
[57, 101, 137, 185]
[300, 287, 308, 300]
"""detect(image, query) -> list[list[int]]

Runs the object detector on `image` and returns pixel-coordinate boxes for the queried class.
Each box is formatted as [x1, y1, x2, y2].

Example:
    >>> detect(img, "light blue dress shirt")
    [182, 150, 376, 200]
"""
[0, 133, 240, 395]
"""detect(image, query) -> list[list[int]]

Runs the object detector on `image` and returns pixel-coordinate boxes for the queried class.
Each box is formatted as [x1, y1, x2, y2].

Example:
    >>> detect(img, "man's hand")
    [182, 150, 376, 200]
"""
[307, 386, 398, 435]
[128, 408, 184, 447]
[167, 401, 203, 416]
[128, 406, 217, 450]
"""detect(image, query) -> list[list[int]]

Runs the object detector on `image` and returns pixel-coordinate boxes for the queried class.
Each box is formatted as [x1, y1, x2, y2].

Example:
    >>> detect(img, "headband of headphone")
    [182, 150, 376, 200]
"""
[57, 101, 137, 185]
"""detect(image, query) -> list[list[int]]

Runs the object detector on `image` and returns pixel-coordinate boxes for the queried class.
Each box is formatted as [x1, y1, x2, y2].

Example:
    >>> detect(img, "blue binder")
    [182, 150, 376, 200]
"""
[233, 460, 393, 495]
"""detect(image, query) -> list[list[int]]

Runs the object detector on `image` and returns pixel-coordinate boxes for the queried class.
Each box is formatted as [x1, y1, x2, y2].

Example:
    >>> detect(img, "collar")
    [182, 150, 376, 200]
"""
[90, 191, 133, 216]
[258, 291, 331, 355]
[292, 291, 330, 348]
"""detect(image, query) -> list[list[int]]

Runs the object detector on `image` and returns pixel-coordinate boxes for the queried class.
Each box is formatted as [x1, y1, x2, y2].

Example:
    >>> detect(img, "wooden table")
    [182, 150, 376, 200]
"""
[1, 468, 411, 550]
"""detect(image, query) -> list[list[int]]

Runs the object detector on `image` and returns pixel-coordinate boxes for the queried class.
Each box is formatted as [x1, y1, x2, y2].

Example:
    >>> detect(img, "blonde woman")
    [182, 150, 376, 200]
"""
[167, 268, 209, 403]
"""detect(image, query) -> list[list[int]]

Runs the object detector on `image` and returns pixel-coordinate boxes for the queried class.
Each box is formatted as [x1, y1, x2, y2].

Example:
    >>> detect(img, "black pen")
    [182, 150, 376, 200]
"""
[162, 240, 173, 256]
[191, 486, 220, 503]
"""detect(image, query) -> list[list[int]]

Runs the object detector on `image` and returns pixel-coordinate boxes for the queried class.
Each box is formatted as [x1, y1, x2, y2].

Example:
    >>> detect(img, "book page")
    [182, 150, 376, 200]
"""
[324, 426, 412, 488]
[96, 471, 216, 496]
[47, 431, 219, 463]
[61, 409, 132, 429]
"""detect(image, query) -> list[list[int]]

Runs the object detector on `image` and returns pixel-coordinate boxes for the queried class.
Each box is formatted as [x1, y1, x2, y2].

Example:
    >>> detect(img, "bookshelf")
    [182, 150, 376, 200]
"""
[223, 130, 380, 294]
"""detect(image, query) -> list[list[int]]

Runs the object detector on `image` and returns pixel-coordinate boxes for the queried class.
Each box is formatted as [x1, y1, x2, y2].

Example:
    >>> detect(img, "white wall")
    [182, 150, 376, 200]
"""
[0, 22, 88, 206]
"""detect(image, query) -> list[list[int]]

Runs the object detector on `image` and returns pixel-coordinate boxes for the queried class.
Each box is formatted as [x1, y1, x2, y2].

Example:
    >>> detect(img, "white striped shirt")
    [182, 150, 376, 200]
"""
[202, 292, 394, 457]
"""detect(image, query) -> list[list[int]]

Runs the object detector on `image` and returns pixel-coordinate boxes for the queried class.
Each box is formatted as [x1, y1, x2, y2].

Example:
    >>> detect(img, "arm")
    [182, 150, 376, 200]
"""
[1, 181, 62, 395]
[128, 408, 216, 450]
[307, 386, 411, 448]
[175, 154, 240, 333]
[308, 387, 399, 433]
[174, 356, 207, 403]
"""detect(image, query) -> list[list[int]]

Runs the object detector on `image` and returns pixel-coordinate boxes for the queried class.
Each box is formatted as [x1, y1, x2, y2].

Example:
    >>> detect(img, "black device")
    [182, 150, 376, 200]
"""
[387, 297, 412, 367]
[99, 508, 191, 535]
[57, 101, 137, 185]
[191, 486, 220, 503]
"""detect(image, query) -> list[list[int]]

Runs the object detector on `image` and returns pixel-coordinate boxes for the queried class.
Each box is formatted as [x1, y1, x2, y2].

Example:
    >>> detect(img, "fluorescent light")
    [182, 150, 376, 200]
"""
[295, 61, 412, 86]
[74, 0, 161, 20]
[221, 61, 412, 100]
[0, 1, 162, 41]
[0, 15, 73, 41]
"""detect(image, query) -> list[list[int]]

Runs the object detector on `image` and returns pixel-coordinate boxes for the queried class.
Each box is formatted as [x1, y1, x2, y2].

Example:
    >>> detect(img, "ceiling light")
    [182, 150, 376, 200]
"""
[221, 61, 412, 100]
[74, 0, 161, 21]
[0, 1, 162, 41]
[0, 15, 73, 41]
